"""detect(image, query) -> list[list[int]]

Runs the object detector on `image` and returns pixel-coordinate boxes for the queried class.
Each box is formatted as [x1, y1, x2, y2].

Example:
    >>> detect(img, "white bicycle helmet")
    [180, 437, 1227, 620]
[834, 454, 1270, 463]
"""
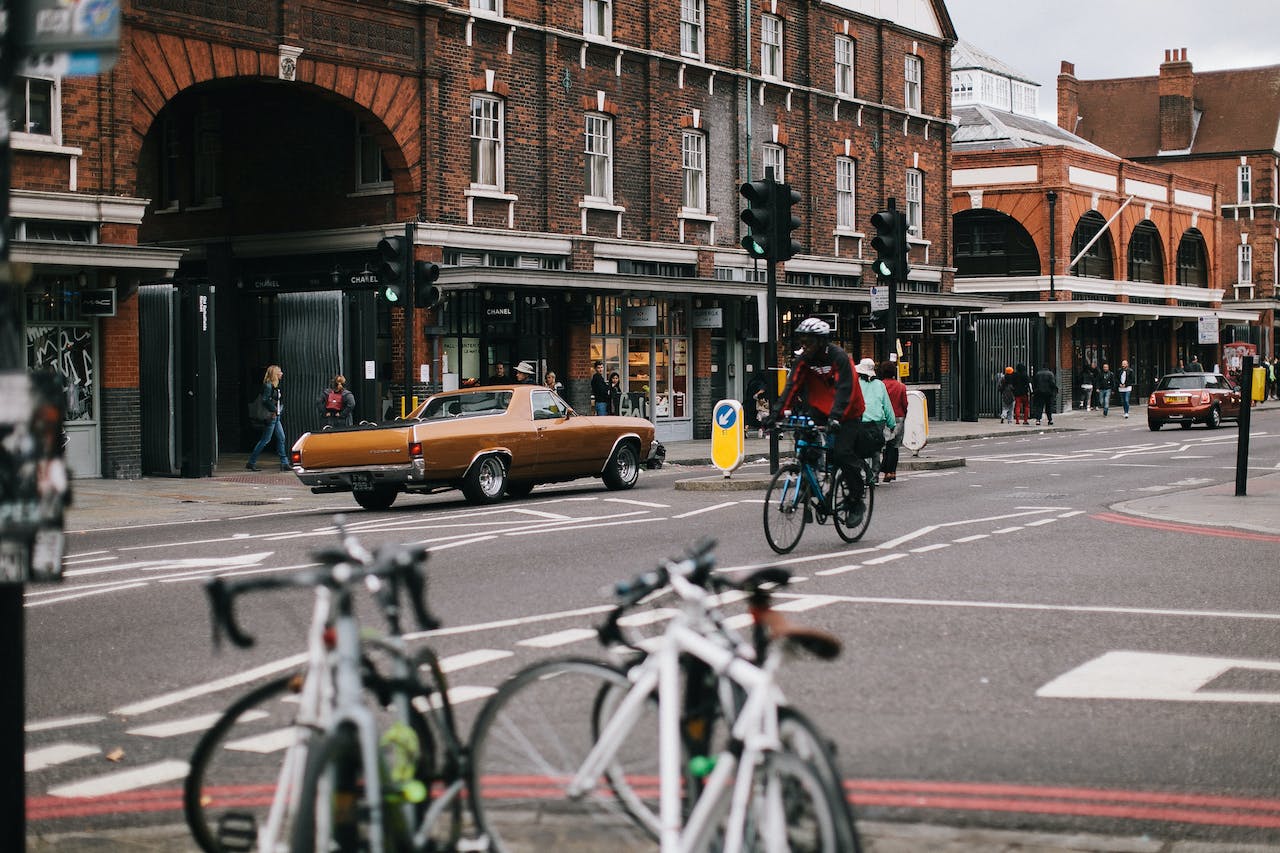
[794, 317, 831, 337]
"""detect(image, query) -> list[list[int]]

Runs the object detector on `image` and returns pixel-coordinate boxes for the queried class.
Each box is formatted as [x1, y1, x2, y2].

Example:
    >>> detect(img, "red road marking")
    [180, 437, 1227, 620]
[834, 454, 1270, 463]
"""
[1092, 511, 1280, 542]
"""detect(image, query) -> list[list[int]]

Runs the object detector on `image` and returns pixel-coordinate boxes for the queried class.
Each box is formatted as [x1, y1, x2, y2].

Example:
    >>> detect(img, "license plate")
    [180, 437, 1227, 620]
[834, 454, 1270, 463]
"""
[1165, 395, 1188, 404]
[350, 473, 374, 492]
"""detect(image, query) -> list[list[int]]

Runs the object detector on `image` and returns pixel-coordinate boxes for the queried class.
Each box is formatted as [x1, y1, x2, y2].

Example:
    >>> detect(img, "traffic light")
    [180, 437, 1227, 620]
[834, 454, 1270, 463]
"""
[376, 236, 408, 302]
[413, 261, 442, 308]
[739, 179, 773, 260]
[773, 182, 803, 262]
[869, 209, 909, 281]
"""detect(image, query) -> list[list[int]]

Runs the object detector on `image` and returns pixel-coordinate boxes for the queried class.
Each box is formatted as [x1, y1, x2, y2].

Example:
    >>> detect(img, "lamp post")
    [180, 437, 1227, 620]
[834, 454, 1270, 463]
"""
[532, 297, 550, 383]
[1045, 191, 1058, 373]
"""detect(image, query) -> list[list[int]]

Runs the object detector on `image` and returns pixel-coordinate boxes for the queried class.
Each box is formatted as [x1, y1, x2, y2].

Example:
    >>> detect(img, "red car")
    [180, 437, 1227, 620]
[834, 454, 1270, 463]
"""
[1147, 372, 1243, 430]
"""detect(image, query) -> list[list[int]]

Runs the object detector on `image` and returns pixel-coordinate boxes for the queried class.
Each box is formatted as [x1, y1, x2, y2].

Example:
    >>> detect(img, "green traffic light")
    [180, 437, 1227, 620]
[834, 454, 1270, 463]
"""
[383, 286, 400, 302]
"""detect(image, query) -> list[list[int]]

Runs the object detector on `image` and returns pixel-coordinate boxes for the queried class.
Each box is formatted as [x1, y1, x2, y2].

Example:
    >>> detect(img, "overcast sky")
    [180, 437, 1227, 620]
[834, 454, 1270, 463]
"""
[943, 0, 1280, 120]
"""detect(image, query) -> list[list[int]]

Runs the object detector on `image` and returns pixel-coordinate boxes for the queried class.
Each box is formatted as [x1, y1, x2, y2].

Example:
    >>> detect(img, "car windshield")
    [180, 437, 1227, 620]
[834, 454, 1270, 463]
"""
[417, 391, 512, 420]
[1158, 374, 1209, 391]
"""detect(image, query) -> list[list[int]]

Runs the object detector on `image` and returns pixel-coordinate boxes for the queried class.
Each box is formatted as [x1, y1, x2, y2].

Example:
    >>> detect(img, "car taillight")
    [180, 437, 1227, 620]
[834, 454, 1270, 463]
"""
[1200, 392, 1211, 404]
[290, 450, 301, 464]
[1148, 394, 1156, 405]
[409, 441, 423, 458]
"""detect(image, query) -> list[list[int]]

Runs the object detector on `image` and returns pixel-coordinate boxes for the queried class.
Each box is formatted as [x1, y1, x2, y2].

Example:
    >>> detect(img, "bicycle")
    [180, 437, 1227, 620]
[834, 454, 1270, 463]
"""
[467, 541, 854, 853]
[763, 415, 874, 554]
[184, 518, 474, 853]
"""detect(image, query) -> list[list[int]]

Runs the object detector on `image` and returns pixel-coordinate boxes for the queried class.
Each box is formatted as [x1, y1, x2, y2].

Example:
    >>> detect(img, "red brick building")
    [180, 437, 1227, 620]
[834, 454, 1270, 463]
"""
[15, 0, 972, 478]
[1060, 49, 1280, 362]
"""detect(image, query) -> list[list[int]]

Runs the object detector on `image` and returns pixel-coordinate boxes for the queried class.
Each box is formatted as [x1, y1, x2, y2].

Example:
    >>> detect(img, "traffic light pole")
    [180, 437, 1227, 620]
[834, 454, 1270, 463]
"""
[401, 222, 415, 415]
[766, 256, 779, 474]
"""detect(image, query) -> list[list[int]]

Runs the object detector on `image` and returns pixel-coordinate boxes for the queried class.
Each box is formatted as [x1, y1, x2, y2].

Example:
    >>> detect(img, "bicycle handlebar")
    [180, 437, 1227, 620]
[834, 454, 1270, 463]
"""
[204, 519, 440, 650]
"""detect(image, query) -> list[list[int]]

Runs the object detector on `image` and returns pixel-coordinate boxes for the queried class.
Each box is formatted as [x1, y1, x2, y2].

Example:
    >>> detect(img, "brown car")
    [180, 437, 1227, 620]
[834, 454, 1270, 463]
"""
[1147, 372, 1242, 431]
[290, 384, 660, 510]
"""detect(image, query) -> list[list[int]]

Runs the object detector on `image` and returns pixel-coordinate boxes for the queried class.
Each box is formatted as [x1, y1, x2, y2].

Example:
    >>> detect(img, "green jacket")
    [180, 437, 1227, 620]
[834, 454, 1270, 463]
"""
[859, 377, 896, 429]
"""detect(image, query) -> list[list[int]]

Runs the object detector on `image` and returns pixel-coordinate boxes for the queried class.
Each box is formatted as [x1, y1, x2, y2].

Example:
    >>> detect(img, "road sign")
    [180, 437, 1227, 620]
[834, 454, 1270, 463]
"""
[870, 286, 889, 312]
[710, 399, 744, 476]
[901, 389, 929, 454]
[14, 0, 121, 75]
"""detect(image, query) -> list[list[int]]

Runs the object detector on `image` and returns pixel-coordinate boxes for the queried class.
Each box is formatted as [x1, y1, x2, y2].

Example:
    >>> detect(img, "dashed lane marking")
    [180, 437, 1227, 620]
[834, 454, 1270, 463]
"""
[439, 648, 513, 672]
[909, 543, 951, 553]
[517, 628, 599, 648]
[26, 715, 104, 733]
[127, 711, 265, 738]
[26, 744, 99, 772]
[47, 760, 189, 799]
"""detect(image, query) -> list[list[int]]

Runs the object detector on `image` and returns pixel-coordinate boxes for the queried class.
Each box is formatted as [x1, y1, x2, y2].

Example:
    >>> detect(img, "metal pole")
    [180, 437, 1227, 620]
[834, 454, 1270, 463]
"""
[1235, 355, 1254, 496]
[886, 197, 899, 365]
[1046, 191, 1057, 372]
[402, 222, 415, 413]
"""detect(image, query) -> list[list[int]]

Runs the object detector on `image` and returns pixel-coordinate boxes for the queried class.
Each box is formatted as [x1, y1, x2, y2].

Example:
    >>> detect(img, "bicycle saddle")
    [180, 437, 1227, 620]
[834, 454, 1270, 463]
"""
[752, 609, 843, 661]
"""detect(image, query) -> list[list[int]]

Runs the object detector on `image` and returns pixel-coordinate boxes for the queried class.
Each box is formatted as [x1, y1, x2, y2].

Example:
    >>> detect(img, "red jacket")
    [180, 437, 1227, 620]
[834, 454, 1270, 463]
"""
[777, 343, 865, 423]
[883, 377, 909, 419]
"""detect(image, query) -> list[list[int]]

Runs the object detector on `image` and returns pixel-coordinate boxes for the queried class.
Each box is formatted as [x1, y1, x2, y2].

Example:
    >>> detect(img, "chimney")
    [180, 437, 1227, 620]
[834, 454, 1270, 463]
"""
[1158, 47, 1195, 151]
[1057, 60, 1079, 133]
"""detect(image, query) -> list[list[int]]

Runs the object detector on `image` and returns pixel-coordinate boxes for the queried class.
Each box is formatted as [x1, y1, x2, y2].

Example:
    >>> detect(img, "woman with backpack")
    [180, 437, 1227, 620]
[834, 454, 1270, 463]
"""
[319, 374, 355, 427]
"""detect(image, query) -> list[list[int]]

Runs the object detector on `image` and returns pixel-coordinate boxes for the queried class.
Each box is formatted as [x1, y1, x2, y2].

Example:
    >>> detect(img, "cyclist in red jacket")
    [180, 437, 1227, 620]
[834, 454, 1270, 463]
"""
[767, 317, 868, 520]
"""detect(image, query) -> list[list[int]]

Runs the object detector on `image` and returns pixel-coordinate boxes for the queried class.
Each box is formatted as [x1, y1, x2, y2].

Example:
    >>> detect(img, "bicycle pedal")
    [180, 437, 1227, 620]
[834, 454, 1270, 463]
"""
[215, 812, 256, 852]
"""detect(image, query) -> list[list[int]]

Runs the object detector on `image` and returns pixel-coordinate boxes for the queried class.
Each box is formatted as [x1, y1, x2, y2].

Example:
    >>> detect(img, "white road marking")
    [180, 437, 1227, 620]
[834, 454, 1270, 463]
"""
[1058, 510, 1087, 518]
[1169, 456, 1211, 460]
[227, 728, 297, 754]
[1037, 650, 1280, 704]
[24, 582, 149, 607]
[504, 517, 664, 536]
[953, 534, 988, 543]
[805, 594, 1280, 623]
[991, 526, 1023, 534]
[1024, 518, 1056, 527]
[773, 595, 841, 612]
[438, 649, 513, 673]
[604, 498, 671, 508]
[26, 743, 100, 772]
[114, 653, 308, 717]
[517, 628, 599, 648]
[815, 564, 862, 577]
[127, 711, 267, 738]
[417, 685, 496, 712]
[26, 715, 104, 733]
[863, 553, 908, 566]
[47, 760, 189, 798]
[63, 552, 273, 579]
[507, 508, 574, 520]
[909, 543, 951, 553]
[673, 502, 739, 519]
[617, 608, 678, 627]
[61, 555, 117, 565]
[875, 509, 1057, 551]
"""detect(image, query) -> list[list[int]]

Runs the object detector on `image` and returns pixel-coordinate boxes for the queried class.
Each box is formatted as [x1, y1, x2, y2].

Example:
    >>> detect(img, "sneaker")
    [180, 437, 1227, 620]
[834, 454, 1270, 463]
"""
[999, 417, 1005, 424]
[1124, 413, 1129, 418]
[280, 463, 291, 471]
[845, 499, 866, 526]
[1048, 419, 1054, 425]
[1035, 420, 1041, 426]
[245, 462, 259, 472]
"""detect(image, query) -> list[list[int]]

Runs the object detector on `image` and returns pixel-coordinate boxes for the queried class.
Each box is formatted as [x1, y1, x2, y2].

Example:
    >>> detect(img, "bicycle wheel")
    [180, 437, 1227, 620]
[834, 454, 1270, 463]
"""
[290, 721, 370, 853]
[832, 466, 874, 542]
[469, 657, 662, 853]
[777, 708, 862, 853]
[732, 750, 846, 853]
[763, 463, 810, 554]
[184, 674, 312, 853]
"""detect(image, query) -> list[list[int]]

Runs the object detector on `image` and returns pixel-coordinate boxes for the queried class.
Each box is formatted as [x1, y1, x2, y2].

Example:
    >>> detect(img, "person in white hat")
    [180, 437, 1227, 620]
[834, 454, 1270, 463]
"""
[855, 357, 896, 482]
[513, 360, 537, 384]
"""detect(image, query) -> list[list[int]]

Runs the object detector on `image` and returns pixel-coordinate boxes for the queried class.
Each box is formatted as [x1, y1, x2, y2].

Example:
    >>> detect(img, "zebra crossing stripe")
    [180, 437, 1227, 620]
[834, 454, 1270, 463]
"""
[127, 710, 267, 739]
[27, 743, 99, 772]
[46, 759, 189, 798]
[226, 728, 298, 754]
[439, 648, 513, 673]
[517, 628, 598, 648]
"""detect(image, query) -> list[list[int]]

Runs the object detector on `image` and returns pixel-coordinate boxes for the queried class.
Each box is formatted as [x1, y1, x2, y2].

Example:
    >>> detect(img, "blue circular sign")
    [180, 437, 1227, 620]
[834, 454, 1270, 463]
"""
[714, 403, 737, 430]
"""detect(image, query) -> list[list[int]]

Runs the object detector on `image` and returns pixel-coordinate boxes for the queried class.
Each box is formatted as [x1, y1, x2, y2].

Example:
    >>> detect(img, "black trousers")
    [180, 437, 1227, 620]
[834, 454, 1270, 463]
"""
[1031, 392, 1055, 420]
[831, 421, 865, 497]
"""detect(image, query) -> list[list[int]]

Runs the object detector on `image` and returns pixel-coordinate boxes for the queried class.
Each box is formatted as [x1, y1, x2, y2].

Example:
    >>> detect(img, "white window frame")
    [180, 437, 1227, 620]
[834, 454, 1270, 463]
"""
[681, 131, 706, 213]
[1238, 243, 1253, 284]
[904, 55, 922, 113]
[761, 14, 783, 80]
[584, 0, 611, 40]
[1238, 165, 1252, 204]
[471, 0, 501, 15]
[357, 122, 392, 191]
[470, 95, 504, 190]
[951, 71, 974, 105]
[11, 75, 60, 144]
[763, 144, 784, 184]
[680, 0, 704, 59]
[834, 36, 854, 97]
[584, 113, 613, 202]
[905, 168, 923, 237]
[836, 157, 856, 230]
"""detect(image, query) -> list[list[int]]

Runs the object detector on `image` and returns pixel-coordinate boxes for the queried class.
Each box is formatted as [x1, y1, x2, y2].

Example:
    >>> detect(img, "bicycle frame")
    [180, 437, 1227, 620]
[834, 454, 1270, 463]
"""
[570, 574, 788, 853]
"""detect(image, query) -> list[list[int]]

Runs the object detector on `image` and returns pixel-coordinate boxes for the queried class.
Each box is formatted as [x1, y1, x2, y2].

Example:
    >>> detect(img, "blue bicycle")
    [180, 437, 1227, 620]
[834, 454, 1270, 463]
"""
[763, 415, 874, 553]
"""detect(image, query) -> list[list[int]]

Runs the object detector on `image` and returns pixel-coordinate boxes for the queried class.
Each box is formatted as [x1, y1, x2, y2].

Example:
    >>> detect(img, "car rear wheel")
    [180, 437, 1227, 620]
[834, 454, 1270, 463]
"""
[353, 485, 397, 511]
[1180, 421, 1193, 429]
[1206, 406, 1222, 429]
[602, 442, 640, 490]
[462, 455, 508, 504]
[1148, 419, 1163, 431]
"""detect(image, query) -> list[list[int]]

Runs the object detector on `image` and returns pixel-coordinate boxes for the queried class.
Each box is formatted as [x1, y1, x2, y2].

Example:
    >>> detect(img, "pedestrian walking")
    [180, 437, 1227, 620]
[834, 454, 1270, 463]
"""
[1188, 355, 1203, 372]
[1031, 365, 1058, 426]
[590, 361, 610, 415]
[997, 366, 1015, 423]
[247, 364, 289, 471]
[318, 374, 355, 427]
[545, 370, 564, 398]
[513, 360, 537, 385]
[1079, 361, 1098, 411]
[877, 361, 908, 482]
[1117, 359, 1134, 418]
[1011, 363, 1032, 425]
[607, 371, 623, 415]
[1098, 362, 1116, 415]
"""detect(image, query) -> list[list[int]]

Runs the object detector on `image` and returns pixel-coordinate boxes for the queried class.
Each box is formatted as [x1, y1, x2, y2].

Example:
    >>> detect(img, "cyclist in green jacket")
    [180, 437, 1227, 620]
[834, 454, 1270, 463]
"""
[855, 358, 896, 481]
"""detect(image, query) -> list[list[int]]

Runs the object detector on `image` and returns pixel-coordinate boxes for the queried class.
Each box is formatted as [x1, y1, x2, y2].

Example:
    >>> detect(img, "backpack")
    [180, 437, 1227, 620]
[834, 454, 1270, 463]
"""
[324, 389, 344, 415]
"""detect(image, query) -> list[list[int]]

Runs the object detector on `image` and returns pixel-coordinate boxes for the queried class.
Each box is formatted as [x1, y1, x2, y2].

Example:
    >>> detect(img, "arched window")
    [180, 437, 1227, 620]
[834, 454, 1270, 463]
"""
[1127, 220, 1164, 283]
[1176, 229, 1208, 286]
[1071, 211, 1114, 279]
[952, 209, 1041, 277]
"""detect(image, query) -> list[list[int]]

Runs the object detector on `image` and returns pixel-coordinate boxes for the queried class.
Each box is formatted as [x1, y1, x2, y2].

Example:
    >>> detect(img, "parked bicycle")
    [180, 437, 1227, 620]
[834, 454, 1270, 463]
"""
[184, 517, 476, 853]
[763, 414, 874, 554]
[467, 540, 856, 852]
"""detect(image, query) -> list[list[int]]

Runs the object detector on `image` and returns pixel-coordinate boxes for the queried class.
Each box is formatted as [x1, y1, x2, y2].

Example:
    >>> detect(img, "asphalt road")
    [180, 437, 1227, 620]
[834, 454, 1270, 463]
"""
[24, 418, 1280, 848]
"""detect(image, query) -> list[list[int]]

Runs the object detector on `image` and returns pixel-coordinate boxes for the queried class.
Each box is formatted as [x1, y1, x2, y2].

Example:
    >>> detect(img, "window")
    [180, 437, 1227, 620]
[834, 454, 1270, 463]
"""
[1012, 82, 1038, 115]
[1238, 243, 1253, 284]
[834, 36, 854, 96]
[1127, 221, 1164, 283]
[193, 104, 221, 205]
[681, 131, 706, 213]
[1175, 230, 1208, 286]
[470, 95, 503, 189]
[761, 15, 782, 80]
[357, 122, 392, 189]
[584, 0, 611, 39]
[157, 117, 180, 211]
[584, 113, 613, 201]
[680, 0, 704, 58]
[763, 144, 784, 184]
[904, 55, 922, 112]
[11, 76, 56, 140]
[905, 169, 923, 237]
[1238, 165, 1252, 204]
[836, 157, 855, 230]
[952, 72, 974, 104]
[471, 0, 500, 14]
